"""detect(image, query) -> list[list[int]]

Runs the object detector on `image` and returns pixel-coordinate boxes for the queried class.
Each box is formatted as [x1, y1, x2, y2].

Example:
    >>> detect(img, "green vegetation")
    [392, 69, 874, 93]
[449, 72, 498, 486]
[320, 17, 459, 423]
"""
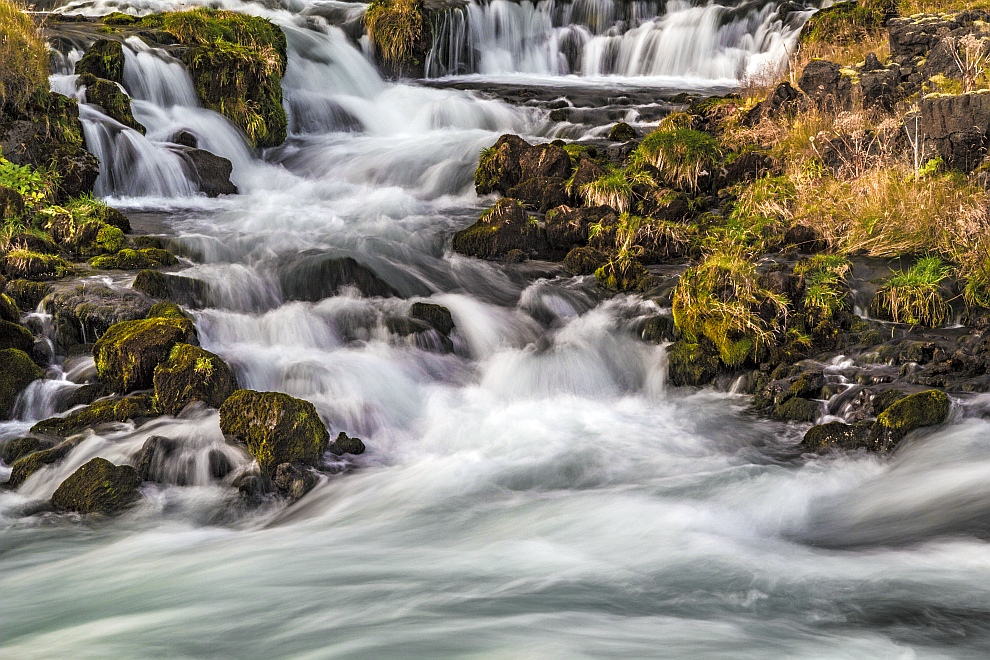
[364, 0, 423, 69]
[0, 156, 58, 211]
[580, 167, 652, 213]
[794, 254, 851, 321]
[1, 249, 70, 280]
[631, 128, 720, 191]
[872, 256, 952, 327]
[0, 0, 49, 114]
[672, 252, 788, 367]
[90, 247, 178, 270]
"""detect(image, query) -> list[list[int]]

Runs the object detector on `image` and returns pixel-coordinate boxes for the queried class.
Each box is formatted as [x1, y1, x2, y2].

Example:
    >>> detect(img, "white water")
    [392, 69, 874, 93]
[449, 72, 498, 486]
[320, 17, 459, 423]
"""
[6, 0, 990, 657]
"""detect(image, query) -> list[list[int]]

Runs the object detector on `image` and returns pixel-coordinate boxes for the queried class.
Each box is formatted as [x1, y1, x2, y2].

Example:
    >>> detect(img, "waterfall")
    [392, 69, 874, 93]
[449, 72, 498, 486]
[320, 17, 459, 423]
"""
[425, 0, 813, 80]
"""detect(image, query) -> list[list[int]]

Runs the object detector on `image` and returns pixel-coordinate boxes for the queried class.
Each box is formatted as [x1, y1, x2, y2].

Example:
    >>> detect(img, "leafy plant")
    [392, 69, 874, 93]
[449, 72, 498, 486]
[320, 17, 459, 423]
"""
[0, 156, 58, 211]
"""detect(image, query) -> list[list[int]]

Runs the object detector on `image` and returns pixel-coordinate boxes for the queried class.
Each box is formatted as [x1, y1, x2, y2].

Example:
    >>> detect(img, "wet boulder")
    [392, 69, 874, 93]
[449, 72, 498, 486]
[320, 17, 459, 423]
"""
[153, 344, 238, 415]
[608, 122, 638, 142]
[219, 390, 330, 474]
[476, 134, 531, 195]
[0, 294, 17, 323]
[133, 269, 214, 308]
[79, 73, 144, 134]
[90, 247, 178, 270]
[31, 394, 158, 437]
[667, 340, 720, 387]
[507, 176, 569, 213]
[328, 431, 365, 456]
[93, 316, 197, 393]
[639, 315, 677, 344]
[279, 252, 399, 301]
[42, 283, 153, 350]
[569, 158, 606, 196]
[519, 143, 572, 181]
[0, 348, 43, 420]
[5, 280, 50, 311]
[801, 420, 873, 452]
[871, 389, 950, 448]
[772, 397, 819, 422]
[172, 147, 237, 197]
[409, 302, 454, 336]
[563, 246, 606, 276]
[920, 93, 990, 172]
[546, 205, 613, 259]
[74, 39, 125, 84]
[51, 457, 142, 515]
[7, 438, 80, 488]
[452, 198, 547, 261]
[0, 320, 34, 354]
[272, 462, 318, 499]
[133, 435, 179, 483]
[0, 436, 54, 465]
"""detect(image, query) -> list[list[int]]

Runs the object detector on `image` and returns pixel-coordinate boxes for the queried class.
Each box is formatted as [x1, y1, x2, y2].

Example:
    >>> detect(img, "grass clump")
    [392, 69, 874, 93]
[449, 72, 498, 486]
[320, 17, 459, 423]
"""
[580, 167, 653, 213]
[631, 128, 720, 191]
[672, 252, 789, 367]
[872, 255, 952, 327]
[794, 253, 852, 321]
[0, 0, 49, 115]
[364, 0, 423, 69]
[710, 175, 795, 251]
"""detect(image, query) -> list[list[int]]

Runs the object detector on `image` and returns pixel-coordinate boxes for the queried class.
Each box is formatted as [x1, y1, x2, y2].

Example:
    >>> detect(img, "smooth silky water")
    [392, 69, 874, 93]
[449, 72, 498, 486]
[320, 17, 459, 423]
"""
[4, 0, 990, 657]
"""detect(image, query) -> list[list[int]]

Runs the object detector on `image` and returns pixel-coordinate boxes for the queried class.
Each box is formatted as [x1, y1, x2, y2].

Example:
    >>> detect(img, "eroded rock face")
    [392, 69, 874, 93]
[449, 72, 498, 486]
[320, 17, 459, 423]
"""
[51, 457, 142, 515]
[920, 92, 990, 172]
[219, 390, 330, 474]
[798, 60, 854, 111]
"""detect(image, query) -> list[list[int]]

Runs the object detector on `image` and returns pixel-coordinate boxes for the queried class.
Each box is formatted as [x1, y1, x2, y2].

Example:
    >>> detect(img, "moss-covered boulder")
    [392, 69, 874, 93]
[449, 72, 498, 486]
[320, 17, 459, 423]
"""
[74, 39, 125, 84]
[0, 319, 33, 353]
[153, 344, 237, 415]
[0, 436, 53, 465]
[5, 280, 52, 310]
[79, 73, 144, 134]
[667, 339, 720, 387]
[219, 390, 330, 474]
[89, 247, 177, 270]
[772, 397, 819, 422]
[476, 134, 531, 195]
[563, 246, 607, 276]
[608, 122, 637, 142]
[0, 348, 43, 420]
[1, 249, 70, 280]
[409, 302, 454, 336]
[871, 389, 950, 447]
[31, 394, 157, 437]
[0, 186, 25, 221]
[133, 269, 213, 307]
[0, 294, 17, 324]
[452, 198, 547, 261]
[147, 301, 190, 320]
[51, 457, 141, 515]
[801, 420, 873, 452]
[7, 438, 79, 488]
[93, 317, 197, 393]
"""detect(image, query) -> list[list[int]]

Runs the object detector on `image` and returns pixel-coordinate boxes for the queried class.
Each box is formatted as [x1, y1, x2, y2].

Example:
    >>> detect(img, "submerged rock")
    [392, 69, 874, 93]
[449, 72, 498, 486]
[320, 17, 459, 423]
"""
[93, 316, 197, 392]
[51, 457, 141, 515]
[219, 390, 330, 474]
[272, 462, 317, 499]
[31, 394, 158, 437]
[133, 435, 179, 483]
[153, 343, 238, 415]
[0, 348, 43, 420]
[7, 438, 80, 488]
[133, 269, 214, 308]
[279, 253, 399, 301]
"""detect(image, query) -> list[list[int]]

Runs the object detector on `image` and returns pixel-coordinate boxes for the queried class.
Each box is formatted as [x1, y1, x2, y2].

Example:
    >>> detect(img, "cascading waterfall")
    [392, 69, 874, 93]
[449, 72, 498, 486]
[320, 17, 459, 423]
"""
[425, 0, 814, 80]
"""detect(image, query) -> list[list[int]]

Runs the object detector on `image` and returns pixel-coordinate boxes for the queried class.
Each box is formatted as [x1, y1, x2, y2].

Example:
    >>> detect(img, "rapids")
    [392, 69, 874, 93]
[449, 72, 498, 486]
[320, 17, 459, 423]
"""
[4, 0, 990, 657]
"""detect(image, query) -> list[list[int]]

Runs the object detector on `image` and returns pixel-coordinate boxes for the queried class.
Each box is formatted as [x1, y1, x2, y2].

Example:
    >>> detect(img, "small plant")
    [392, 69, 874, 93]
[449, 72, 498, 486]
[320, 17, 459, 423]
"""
[0, 0, 49, 114]
[0, 156, 58, 210]
[632, 129, 720, 191]
[364, 0, 423, 68]
[672, 251, 789, 366]
[794, 253, 851, 321]
[950, 33, 990, 93]
[872, 256, 952, 327]
[581, 167, 653, 213]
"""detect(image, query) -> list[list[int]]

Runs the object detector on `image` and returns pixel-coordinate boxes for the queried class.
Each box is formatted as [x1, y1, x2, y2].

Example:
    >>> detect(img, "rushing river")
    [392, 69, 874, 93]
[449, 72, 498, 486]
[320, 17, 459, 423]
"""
[4, 0, 990, 656]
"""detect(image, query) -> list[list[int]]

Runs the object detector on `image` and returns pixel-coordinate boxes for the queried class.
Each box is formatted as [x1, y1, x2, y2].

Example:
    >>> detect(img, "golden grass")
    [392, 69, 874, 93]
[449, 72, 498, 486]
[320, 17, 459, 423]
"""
[0, 0, 48, 114]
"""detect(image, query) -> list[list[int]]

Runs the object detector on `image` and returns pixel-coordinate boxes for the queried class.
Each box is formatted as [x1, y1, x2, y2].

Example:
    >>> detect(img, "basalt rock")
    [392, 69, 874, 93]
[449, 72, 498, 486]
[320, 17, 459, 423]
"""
[798, 60, 854, 111]
[569, 158, 606, 196]
[153, 343, 238, 415]
[172, 146, 238, 197]
[860, 67, 900, 111]
[272, 461, 318, 499]
[743, 82, 799, 125]
[409, 302, 455, 336]
[134, 435, 179, 483]
[93, 316, 197, 393]
[79, 73, 144, 133]
[476, 134, 531, 195]
[545, 205, 614, 259]
[507, 176, 569, 213]
[328, 431, 365, 456]
[219, 389, 330, 474]
[920, 92, 990, 172]
[519, 143, 572, 181]
[51, 457, 142, 515]
[0, 348, 43, 420]
[640, 315, 677, 343]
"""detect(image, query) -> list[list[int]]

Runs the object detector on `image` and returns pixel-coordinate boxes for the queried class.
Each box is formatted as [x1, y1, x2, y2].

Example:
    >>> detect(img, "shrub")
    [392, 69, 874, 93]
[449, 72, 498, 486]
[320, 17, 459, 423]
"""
[0, 0, 49, 114]
[872, 255, 952, 327]
[364, 0, 423, 68]
[672, 251, 789, 367]
[631, 129, 720, 191]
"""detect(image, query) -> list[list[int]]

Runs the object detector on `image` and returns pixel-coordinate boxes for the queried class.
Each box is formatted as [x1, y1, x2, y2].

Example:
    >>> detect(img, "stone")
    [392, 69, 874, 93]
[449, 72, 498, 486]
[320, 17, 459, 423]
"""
[798, 60, 853, 111]
[328, 431, 365, 456]
[860, 68, 900, 111]
[667, 340, 720, 387]
[134, 435, 179, 483]
[546, 205, 614, 260]
[31, 394, 157, 437]
[7, 438, 80, 488]
[870, 389, 950, 448]
[279, 253, 399, 301]
[772, 397, 819, 422]
[563, 246, 606, 276]
[42, 283, 153, 350]
[920, 93, 990, 172]
[476, 134, 531, 195]
[0, 320, 34, 354]
[272, 462, 317, 499]
[153, 343, 238, 415]
[519, 143, 572, 181]
[0, 436, 53, 465]
[743, 82, 799, 125]
[219, 390, 330, 474]
[80, 74, 144, 133]
[801, 420, 873, 452]
[132, 269, 213, 308]
[93, 316, 197, 392]
[507, 176, 569, 213]
[409, 302, 454, 336]
[74, 39, 125, 84]
[452, 198, 547, 261]
[174, 147, 238, 197]
[0, 348, 43, 420]
[640, 315, 677, 343]
[51, 457, 141, 515]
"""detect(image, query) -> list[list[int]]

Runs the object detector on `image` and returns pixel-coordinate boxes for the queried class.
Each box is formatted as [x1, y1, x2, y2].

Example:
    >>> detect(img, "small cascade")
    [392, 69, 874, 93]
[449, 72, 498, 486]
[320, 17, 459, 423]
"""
[425, 0, 813, 80]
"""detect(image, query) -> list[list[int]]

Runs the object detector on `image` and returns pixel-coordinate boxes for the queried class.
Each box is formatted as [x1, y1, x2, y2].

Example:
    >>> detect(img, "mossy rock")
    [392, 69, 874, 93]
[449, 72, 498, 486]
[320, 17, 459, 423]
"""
[595, 260, 649, 292]
[5, 232, 60, 255]
[219, 389, 330, 474]
[772, 397, 819, 422]
[133, 269, 212, 307]
[452, 198, 547, 261]
[31, 394, 157, 437]
[153, 343, 237, 415]
[409, 302, 454, 336]
[66, 219, 125, 256]
[90, 247, 178, 270]
[563, 246, 606, 276]
[328, 431, 365, 456]
[871, 388, 905, 415]
[0, 436, 53, 465]
[147, 301, 190, 320]
[74, 39, 125, 85]
[79, 74, 144, 134]
[51, 457, 141, 515]
[0, 296, 12, 325]
[608, 122, 638, 142]
[872, 389, 950, 446]
[1, 250, 70, 281]
[0, 320, 34, 354]
[801, 420, 873, 452]
[0, 186, 25, 221]
[93, 317, 197, 393]
[0, 348, 43, 420]
[640, 315, 677, 343]
[5, 280, 52, 311]
[667, 339, 720, 387]
[7, 438, 79, 488]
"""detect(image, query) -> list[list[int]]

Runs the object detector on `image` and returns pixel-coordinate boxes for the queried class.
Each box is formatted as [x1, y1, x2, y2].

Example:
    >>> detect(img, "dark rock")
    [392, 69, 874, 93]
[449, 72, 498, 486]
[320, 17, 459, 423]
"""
[863, 52, 884, 72]
[860, 68, 900, 111]
[0, 294, 17, 323]
[219, 390, 330, 474]
[452, 198, 547, 261]
[409, 302, 454, 336]
[43, 283, 153, 350]
[31, 394, 157, 437]
[798, 60, 854, 111]
[61, 382, 110, 410]
[279, 253, 398, 301]
[0, 320, 34, 354]
[0, 348, 43, 420]
[721, 150, 776, 186]
[563, 246, 606, 276]
[173, 147, 237, 197]
[507, 176, 569, 213]
[772, 397, 819, 422]
[784, 224, 824, 252]
[569, 158, 606, 197]
[153, 343, 238, 415]
[667, 340, 720, 387]
[608, 122, 638, 141]
[93, 316, 197, 392]
[640, 315, 677, 343]
[1, 250, 69, 281]
[0, 436, 53, 465]
[0, 186, 24, 221]
[272, 462, 317, 499]
[208, 449, 233, 479]
[132, 269, 213, 308]
[476, 134, 531, 195]
[920, 92, 990, 172]
[233, 473, 271, 501]
[519, 143, 572, 181]
[871, 388, 905, 415]
[171, 131, 198, 148]
[921, 39, 962, 80]
[6, 232, 59, 255]
[744, 82, 799, 125]
[546, 205, 614, 259]
[802, 421, 873, 452]
[80, 74, 144, 133]
[870, 389, 950, 448]
[74, 39, 125, 84]
[51, 457, 141, 515]
[134, 435, 179, 482]
[328, 431, 365, 456]
[7, 438, 80, 488]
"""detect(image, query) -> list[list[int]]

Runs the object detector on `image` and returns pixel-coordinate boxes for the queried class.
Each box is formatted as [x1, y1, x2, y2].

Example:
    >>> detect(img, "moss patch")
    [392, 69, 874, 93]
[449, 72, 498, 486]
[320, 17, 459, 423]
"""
[93, 317, 196, 392]
[90, 247, 177, 270]
[154, 343, 237, 415]
[31, 394, 157, 437]
[1, 249, 70, 281]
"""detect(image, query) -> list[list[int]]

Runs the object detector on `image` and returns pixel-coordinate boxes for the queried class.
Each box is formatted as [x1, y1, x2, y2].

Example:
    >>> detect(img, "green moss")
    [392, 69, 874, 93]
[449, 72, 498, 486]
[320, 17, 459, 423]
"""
[95, 224, 125, 253]
[102, 12, 139, 25]
[51, 457, 141, 515]
[631, 128, 720, 191]
[64, 195, 130, 232]
[475, 146, 500, 194]
[875, 389, 950, 437]
[800, 0, 894, 46]
[153, 343, 237, 415]
[666, 339, 721, 387]
[802, 420, 872, 452]
[714, 175, 795, 251]
[31, 394, 157, 437]
[74, 39, 125, 85]
[0, 348, 43, 419]
[90, 247, 178, 270]
[219, 389, 330, 474]
[772, 397, 819, 422]
[0, 249, 70, 281]
[93, 316, 196, 392]
[137, 10, 287, 148]
[147, 301, 189, 320]
[607, 122, 637, 142]
[0, 319, 34, 353]
[5, 280, 52, 310]
[0, 435, 50, 465]
[7, 438, 79, 488]
[0, 293, 19, 323]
